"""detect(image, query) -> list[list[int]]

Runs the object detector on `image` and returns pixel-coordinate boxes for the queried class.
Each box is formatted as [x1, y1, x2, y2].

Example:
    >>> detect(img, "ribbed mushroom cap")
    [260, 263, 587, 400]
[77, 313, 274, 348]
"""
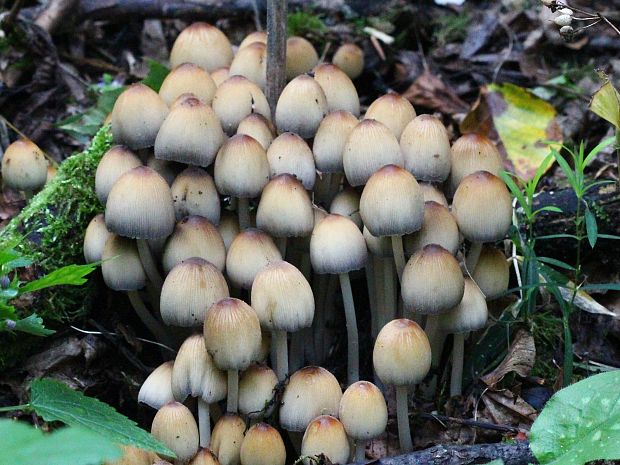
[239, 31, 267, 49]
[214, 134, 270, 198]
[101, 235, 146, 291]
[472, 246, 509, 300]
[343, 119, 403, 187]
[159, 63, 217, 106]
[225, 229, 282, 289]
[155, 97, 225, 167]
[363, 227, 393, 258]
[111, 83, 169, 149]
[301, 416, 350, 465]
[439, 278, 488, 333]
[332, 43, 364, 80]
[364, 93, 416, 139]
[84, 214, 112, 263]
[237, 114, 275, 150]
[404, 201, 460, 256]
[240, 423, 286, 465]
[105, 166, 175, 239]
[285, 36, 319, 80]
[169, 22, 233, 72]
[251, 260, 314, 331]
[95, 146, 142, 205]
[138, 361, 175, 409]
[151, 402, 199, 462]
[204, 298, 262, 370]
[256, 175, 314, 238]
[257, 330, 271, 363]
[401, 244, 465, 315]
[400, 114, 451, 182]
[229, 42, 267, 90]
[419, 182, 448, 207]
[105, 445, 152, 465]
[210, 414, 246, 465]
[310, 214, 367, 274]
[449, 133, 502, 194]
[146, 155, 180, 186]
[218, 211, 240, 251]
[266, 132, 316, 190]
[46, 165, 57, 184]
[162, 216, 226, 273]
[190, 448, 220, 465]
[312, 111, 358, 173]
[452, 171, 512, 243]
[373, 319, 431, 386]
[313, 63, 360, 117]
[339, 381, 387, 440]
[238, 364, 278, 418]
[212, 76, 271, 135]
[275, 75, 327, 139]
[360, 164, 424, 237]
[211, 67, 230, 87]
[161, 258, 229, 327]
[1, 139, 48, 191]
[330, 188, 362, 229]
[279, 366, 342, 432]
[172, 334, 227, 403]
[171, 167, 220, 224]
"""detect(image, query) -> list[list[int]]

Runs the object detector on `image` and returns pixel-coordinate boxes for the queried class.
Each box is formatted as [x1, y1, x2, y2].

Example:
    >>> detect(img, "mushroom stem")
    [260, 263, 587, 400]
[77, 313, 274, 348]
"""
[289, 331, 303, 373]
[354, 441, 366, 462]
[391, 235, 406, 282]
[366, 258, 377, 338]
[313, 274, 328, 362]
[372, 255, 385, 338]
[227, 369, 239, 412]
[197, 399, 211, 447]
[450, 333, 465, 397]
[422, 315, 444, 398]
[136, 239, 163, 290]
[396, 384, 413, 453]
[126, 290, 172, 349]
[383, 258, 397, 323]
[238, 197, 251, 230]
[339, 272, 359, 385]
[276, 236, 287, 258]
[465, 242, 483, 273]
[274, 329, 289, 381]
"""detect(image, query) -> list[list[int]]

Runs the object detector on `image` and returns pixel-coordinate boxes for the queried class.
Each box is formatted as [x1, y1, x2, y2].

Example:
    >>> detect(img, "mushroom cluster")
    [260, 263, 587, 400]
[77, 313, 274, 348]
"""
[85, 22, 513, 465]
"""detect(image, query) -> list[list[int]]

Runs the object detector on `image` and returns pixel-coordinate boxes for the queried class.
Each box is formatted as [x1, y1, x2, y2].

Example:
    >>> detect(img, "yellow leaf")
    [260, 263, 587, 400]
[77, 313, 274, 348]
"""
[589, 80, 620, 129]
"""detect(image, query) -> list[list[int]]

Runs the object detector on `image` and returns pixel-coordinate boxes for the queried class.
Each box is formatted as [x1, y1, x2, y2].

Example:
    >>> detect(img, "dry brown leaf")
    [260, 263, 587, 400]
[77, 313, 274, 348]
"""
[481, 390, 538, 428]
[402, 70, 469, 115]
[481, 329, 536, 387]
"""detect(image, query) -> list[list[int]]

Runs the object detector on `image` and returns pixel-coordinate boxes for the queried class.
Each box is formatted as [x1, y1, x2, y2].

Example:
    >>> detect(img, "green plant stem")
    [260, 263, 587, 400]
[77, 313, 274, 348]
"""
[391, 235, 406, 282]
[227, 369, 239, 413]
[197, 399, 211, 447]
[339, 272, 359, 385]
[395, 385, 413, 453]
[450, 333, 465, 397]
[0, 403, 30, 412]
[274, 329, 289, 381]
[238, 197, 250, 230]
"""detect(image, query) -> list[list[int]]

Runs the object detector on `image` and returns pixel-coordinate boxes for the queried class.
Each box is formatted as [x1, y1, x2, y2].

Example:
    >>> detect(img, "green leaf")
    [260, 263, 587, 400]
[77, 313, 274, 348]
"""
[535, 256, 575, 271]
[584, 207, 598, 248]
[530, 370, 620, 465]
[589, 80, 620, 129]
[483, 461, 505, 465]
[141, 59, 169, 92]
[30, 379, 175, 457]
[0, 419, 122, 465]
[582, 283, 620, 292]
[12, 314, 55, 336]
[19, 263, 97, 295]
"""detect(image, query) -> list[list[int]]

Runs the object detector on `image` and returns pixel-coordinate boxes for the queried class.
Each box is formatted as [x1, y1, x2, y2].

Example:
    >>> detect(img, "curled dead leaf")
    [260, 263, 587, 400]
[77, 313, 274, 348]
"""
[481, 329, 536, 387]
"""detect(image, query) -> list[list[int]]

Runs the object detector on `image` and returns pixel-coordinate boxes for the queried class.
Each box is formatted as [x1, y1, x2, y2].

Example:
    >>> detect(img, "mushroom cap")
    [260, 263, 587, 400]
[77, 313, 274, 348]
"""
[363, 226, 393, 258]
[256, 174, 314, 238]
[313, 63, 360, 117]
[159, 63, 217, 106]
[105, 445, 153, 465]
[162, 215, 226, 273]
[214, 134, 270, 198]
[204, 298, 262, 370]
[237, 114, 275, 150]
[154, 96, 225, 167]
[266, 132, 316, 190]
[240, 423, 286, 465]
[373, 319, 431, 386]
[95, 145, 142, 205]
[1, 139, 48, 191]
[360, 164, 424, 237]
[401, 244, 465, 315]
[218, 211, 240, 252]
[171, 167, 220, 224]
[189, 448, 220, 465]
[229, 42, 267, 90]
[225, 228, 282, 289]
[310, 214, 367, 274]
[449, 133, 502, 194]
[46, 165, 57, 185]
[210, 414, 246, 465]
[472, 246, 510, 300]
[330, 188, 362, 229]
[172, 334, 227, 403]
[312, 110, 358, 173]
[439, 278, 488, 333]
[418, 182, 448, 207]
[400, 114, 451, 183]
[332, 43, 364, 80]
[161, 258, 229, 327]
[138, 361, 175, 409]
[301, 415, 350, 465]
[101, 235, 146, 291]
[238, 364, 278, 419]
[239, 31, 267, 49]
[285, 36, 319, 80]
[211, 67, 230, 87]
[404, 201, 460, 256]
[251, 260, 314, 332]
[169, 22, 233, 72]
[146, 155, 180, 186]
[151, 402, 199, 462]
[451, 170, 512, 243]
[343, 119, 403, 187]
[279, 366, 342, 432]
[338, 381, 388, 440]
[212, 76, 271, 135]
[364, 93, 416, 139]
[275, 75, 327, 139]
[105, 166, 175, 239]
[111, 83, 169, 149]
[83, 214, 112, 263]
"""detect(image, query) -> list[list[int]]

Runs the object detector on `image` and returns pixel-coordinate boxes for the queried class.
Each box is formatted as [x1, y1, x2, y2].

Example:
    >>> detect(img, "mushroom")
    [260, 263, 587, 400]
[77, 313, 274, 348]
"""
[363, 93, 416, 140]
[169, 22, 233, 72]
[218, 211, 240, 252]
[159, 63, 217, 106]
[239, 31, 267, 49]
[275, 75, 327, 139]
[301, 415, 350, 465]
[266, 133, 316, 191]
[151, 401, 200, 464]
[400, 114, 451, 183]
[210, 413, 246, 465]
[147, 155, 181, 185]
[285, 36, 319, 80]
[210, 67, 230, 87]
[418, 182, 448, 207]
[212, 76, 271, 135]
[237, 114, 275, 151]
[225, 229, 282, 290]
[332, 43, 364, 80]
[1, 139, 48, 195]
[449, 133, 502, 195]
[229, 42, 267, 90]
[238, 364, 278, 420]
[95, 146, 142, 205]
[313, 63, 360, 117]
[138, 361, 175, 409]
[171, 167, 220, 224]
[189, 449, 220, 465]
[83, 214, 112, 263]
[105, 445, 153, 465]
[240, 423, 286, 465]
[330, 188, 362, 229]
[404, 201, 460, 256]
[471, 246, 510, 300]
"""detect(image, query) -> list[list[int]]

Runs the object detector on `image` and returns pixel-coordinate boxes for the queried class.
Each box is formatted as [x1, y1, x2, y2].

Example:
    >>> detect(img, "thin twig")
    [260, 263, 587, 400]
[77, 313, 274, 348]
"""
[70, 325, 176, 353]
[2, 0, 25, 30]
[265, 0, 287, 121]
[416, 412, 525, 434]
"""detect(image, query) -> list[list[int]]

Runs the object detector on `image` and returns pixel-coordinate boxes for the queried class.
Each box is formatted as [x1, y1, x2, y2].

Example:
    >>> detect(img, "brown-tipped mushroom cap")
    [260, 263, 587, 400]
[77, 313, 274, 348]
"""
[1, 139, 48, 192]
[111, 83, 169, 149]
[472, 246, 510, 300]
[400, 114, 451, 183]
[105, 166, 175, 239]
[229, 42, 267, 90]
[419, 182, 448, 207]
[105, 445, 152, 465]
[330, 188, 362, 229]
[285, 36, 319, 80]
[161, 258, 229, 327]
[240, 423, 286, 465]
[170, 22, 233, 72]
[239, 31, 267, 49]
[313, 63, 360, 117]
[101, 235, 146, 291]
[159, 63, 217, 106]
[237, 114, 275, 150]
[332, 43, 364, 80]
[312, 110, 358, 173]
[404, 201, 460, 256]
[225, 229, 282, 289]
[212, 76, 271, 135]
[279, 366, 342, 432]
[211, 67, 230, 87]
[301, 415, 350, 465]
[449, 133, 502, 194]
[151, 402, 199, 462]
[238, 364, 278, 419]
[364, 93, 416, 139]
[138, 361, 175, 409]
[373, 319, 431, 386]
[266, 132, 316, 190]
[439, 278, 488, 333]
[275, 75, 327, 139]
[343, 119, 403, 187]
[171, 167, 220, 224]
[84, 214, 113, 263]
[95, 146, 142, 205]
[190, 448, 220, 465]
[310, 214, 367, 274]
[210, 414, 246, 465]
[218, 211, 240, 251]
[339, 381, 387, 440]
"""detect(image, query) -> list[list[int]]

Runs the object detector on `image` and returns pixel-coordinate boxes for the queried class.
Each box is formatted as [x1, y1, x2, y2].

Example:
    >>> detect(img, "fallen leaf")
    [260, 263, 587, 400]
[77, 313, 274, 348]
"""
[481, 390, 538, 428]
[481, 330, 536, 387]
[403, 70, 469, 115]
[589, 79, 620, 129]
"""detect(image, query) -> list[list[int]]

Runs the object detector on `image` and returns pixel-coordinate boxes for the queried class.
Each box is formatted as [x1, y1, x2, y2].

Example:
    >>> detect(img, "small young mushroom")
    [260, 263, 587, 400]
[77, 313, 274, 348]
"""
[400, 114, 451, 183]
[472, 246, 510, 300]
[225, 229, 282, 290]
[236, 114, 275, 151]
[266, 133, 316, 190]
[169, 22, 233, 72]
[239, 31, 267, 49]
[449, 133, 502, 195]
[151, 401, 200, 463]
[210, 414, 246, 465]
[212, 76, 271, 135]
[275, 75, 327, 139]
[211, 67, 230, 87]
[83, 214, 113, 263]
[95, 145, 142, 205]
[363, 93, 416, 140]
[1, 139, 48, 195]
[240, 423, 286, 465]
[138, 361, 175, 409]
[171, 167, 220, 224]
[313, 63, 360, 117]
[159, 63, 217, 106]
[218, 211, 240, 252]
[330, 188, 362, 229]
[105, 445, 153, 465]
[301, 415, 350, 465]
[312, 110, 358, 176]
[238, 364, 278, 420]
[418, 183, 448, 207]
[332, 43, 364, 80]
[229, 42, 267, 90]
[404, 201, 460, 256]
[285, 36, 319, 80]
[189, 448, 220, 465]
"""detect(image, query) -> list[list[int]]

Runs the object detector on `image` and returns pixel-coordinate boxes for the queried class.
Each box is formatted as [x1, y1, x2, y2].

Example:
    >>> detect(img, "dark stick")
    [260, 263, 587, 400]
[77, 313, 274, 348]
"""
[265, 0, 287, 121]
[416, 412, 525, 434]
